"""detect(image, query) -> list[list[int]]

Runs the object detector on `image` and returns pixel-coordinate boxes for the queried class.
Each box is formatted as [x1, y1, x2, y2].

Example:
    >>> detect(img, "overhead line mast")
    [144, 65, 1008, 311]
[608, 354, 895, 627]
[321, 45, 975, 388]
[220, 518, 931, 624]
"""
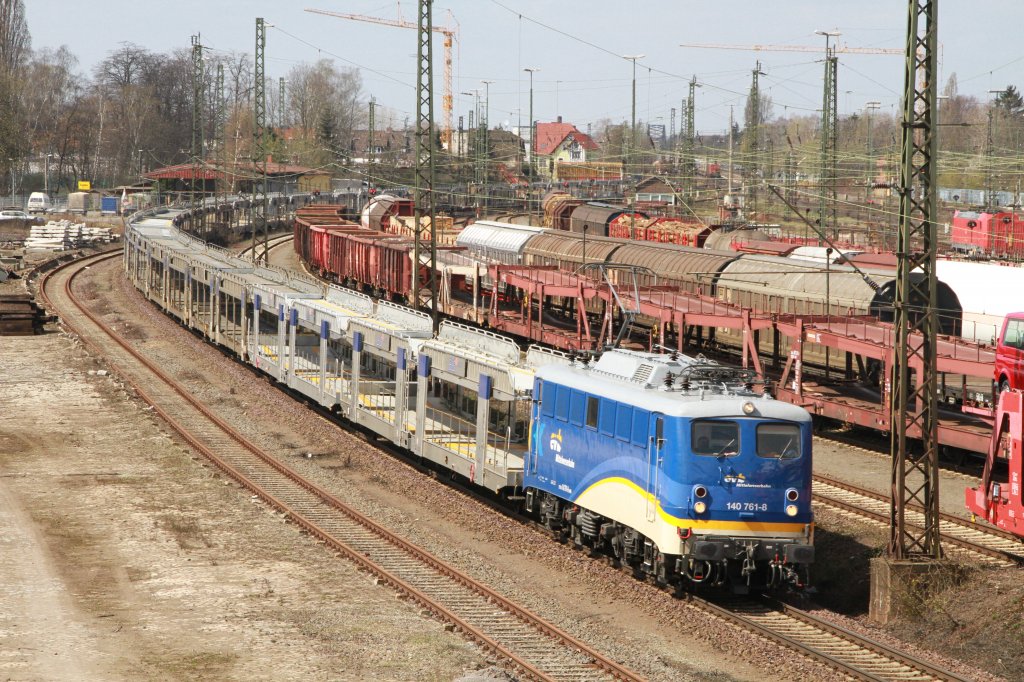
[413, 0, 438, 332]
[890, 0, 941, 561]
[191, 34, 204, 234]
[818, 32, 839, 242]
[252, 17, 269, 264]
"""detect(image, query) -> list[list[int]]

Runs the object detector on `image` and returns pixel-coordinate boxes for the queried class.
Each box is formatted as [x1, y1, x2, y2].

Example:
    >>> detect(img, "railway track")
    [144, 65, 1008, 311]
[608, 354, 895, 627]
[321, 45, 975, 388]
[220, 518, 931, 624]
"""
[236, 232, 295, 261]
[813, 474, 1024, 566]
[39, 251, 643, 682]
[696, 595, 966, 682]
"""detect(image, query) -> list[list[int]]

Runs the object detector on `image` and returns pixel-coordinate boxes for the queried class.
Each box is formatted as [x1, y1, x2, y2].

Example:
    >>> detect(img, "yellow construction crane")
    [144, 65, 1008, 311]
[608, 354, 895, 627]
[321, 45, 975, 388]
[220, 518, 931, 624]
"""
[305, 6, 458, 146]
[679, 42, 901, 55]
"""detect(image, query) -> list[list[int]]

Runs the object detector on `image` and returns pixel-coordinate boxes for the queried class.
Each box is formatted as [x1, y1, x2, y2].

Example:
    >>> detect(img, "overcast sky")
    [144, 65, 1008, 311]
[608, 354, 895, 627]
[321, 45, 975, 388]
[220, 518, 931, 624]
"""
[24, 1, 1024, 135]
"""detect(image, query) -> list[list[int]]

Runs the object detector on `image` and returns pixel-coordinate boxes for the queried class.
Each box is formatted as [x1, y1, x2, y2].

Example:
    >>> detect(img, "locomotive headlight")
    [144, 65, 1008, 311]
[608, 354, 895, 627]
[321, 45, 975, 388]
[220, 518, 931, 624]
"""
[693, 501, 707, 514]
[693, 485, 708, 498]
[742, 401, 756, 415]
[786, 504, 799, 517]
[786, 488, 799, 502]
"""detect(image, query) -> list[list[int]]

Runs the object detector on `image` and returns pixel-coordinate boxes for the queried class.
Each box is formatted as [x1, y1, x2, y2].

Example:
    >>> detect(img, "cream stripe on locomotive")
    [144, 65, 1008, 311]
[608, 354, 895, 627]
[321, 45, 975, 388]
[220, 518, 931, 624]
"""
[573, 476, 810, 554]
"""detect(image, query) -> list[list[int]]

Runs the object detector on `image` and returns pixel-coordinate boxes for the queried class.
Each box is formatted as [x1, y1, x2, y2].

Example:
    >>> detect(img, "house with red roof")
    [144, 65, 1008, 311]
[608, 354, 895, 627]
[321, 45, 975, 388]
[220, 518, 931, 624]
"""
[533, 117, 599, 180]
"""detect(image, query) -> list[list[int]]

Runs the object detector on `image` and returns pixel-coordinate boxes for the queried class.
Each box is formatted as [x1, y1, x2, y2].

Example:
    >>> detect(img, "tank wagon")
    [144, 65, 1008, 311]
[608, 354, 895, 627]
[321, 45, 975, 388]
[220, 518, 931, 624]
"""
[125, 204, 817, 592]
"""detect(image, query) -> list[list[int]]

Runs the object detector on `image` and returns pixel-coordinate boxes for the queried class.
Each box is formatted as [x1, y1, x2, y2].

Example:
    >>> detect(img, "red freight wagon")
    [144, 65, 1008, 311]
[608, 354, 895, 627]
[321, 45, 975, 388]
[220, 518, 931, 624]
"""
[317, 224, 366, 272]
[345, 234, 415, 299]
[342, 232, 466, 301]
[306, 223, 363, 276]
[325, 228, 388, 283]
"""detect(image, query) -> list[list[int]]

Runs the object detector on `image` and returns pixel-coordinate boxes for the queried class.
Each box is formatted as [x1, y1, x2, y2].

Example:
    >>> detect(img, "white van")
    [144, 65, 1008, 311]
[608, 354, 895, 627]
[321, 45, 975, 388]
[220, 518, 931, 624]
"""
[26, 192, 52, 214]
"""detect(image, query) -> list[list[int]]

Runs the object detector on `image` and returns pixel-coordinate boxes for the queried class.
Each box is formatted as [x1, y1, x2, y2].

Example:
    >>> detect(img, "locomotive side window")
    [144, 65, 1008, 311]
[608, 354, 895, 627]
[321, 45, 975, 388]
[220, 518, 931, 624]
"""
[585, 396, 599, 428]
[756, 423, 801, 459]
[692, 420, 739, 457]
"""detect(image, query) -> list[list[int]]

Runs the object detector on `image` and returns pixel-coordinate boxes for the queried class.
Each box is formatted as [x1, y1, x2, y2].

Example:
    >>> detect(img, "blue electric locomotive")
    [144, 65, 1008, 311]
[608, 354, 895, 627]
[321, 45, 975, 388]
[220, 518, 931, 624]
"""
[525, 349, 814, 591]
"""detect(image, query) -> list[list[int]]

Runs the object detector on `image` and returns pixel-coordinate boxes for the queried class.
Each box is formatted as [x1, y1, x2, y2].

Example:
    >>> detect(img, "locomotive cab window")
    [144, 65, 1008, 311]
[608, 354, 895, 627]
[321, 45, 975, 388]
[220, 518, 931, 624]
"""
[585, 396, 599, 428]
[756, 423, 801, 459]
[692, 420, 739, 457]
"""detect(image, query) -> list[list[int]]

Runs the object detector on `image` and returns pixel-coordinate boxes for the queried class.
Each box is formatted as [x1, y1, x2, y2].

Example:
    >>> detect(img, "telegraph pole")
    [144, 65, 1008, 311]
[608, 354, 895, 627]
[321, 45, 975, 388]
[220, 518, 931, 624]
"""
[368, 96, 376, 166]
[623, 54, 645, 179]
[413, 0, 438, 331]
[888, 0, 941, 570]
[191, 34, 204, 234]
[252, 17, 268, 263]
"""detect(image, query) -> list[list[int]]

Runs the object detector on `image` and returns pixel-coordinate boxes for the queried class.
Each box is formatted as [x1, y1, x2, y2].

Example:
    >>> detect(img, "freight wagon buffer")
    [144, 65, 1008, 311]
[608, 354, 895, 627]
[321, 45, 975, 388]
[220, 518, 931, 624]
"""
[416, 322, 566, 492]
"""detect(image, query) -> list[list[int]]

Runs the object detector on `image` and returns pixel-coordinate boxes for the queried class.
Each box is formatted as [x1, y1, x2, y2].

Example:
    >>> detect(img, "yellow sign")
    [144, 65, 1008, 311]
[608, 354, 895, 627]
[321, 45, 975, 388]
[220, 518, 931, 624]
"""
[77, 180, 91, 191]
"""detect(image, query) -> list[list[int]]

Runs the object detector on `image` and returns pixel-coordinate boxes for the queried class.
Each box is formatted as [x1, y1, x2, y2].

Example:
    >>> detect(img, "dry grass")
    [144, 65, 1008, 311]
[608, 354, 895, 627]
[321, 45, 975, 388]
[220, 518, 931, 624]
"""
[158, 513, 213, 549]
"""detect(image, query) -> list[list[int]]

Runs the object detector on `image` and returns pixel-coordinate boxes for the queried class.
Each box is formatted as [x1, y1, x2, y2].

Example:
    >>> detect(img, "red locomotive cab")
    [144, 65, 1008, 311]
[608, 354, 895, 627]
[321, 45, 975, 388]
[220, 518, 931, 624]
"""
[966, 390, 1024, 537]
[994, 312, 1024, 392]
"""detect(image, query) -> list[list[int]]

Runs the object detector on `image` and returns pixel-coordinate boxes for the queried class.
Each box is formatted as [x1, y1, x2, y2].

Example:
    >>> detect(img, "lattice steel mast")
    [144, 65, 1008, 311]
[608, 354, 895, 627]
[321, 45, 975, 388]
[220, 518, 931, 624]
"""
[191, 34, 204, 234]
[682, 76, 697, 199]
[252, 17, 268, 263]
[819, 47, 838, 241]
[890, 0, 942, 561]
[747, 61, 765, 214]
[216, 63, 226, 225]
[413, 0, 438, 331]
[279, 77, 286, 130]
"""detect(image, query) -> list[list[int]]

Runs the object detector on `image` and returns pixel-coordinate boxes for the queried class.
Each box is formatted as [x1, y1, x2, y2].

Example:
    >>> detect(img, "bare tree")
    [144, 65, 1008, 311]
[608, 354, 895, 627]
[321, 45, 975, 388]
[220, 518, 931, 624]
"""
[0, 0, 30, 75]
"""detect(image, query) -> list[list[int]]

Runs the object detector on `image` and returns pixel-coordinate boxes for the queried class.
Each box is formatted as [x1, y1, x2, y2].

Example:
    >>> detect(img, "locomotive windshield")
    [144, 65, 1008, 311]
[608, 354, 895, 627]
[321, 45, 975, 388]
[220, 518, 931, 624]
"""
[692, 420, 739, 457]
[756, 423, 801, 459]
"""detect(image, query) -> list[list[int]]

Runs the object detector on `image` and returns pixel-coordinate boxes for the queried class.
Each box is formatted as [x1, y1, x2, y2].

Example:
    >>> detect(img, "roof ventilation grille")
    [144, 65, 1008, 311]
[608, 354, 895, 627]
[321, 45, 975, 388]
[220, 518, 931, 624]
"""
[631, 363, 654, 385]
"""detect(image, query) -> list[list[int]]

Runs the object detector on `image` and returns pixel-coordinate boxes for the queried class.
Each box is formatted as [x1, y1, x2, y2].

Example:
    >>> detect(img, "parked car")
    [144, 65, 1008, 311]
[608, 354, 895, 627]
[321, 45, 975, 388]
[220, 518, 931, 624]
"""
[0, 209, 41, 223]
[995, 312, 1024, 392]
[26, 192, 52, 213]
